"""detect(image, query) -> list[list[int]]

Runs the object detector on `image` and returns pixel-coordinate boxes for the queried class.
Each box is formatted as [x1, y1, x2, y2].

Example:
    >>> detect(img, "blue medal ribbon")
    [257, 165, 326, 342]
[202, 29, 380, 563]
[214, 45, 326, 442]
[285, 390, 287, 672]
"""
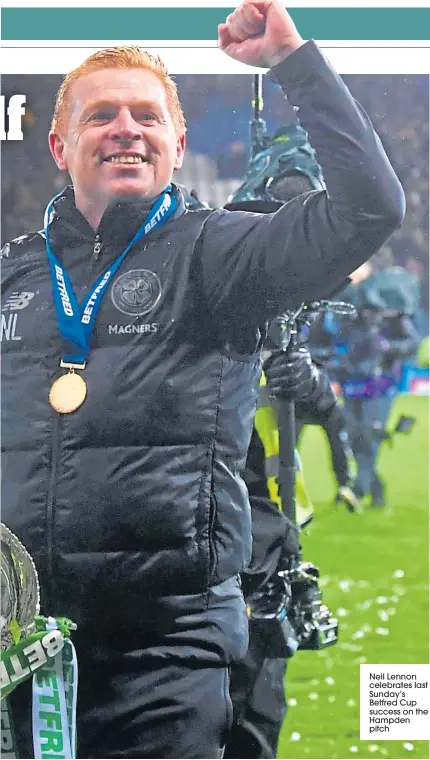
[45, 186, 177, 365]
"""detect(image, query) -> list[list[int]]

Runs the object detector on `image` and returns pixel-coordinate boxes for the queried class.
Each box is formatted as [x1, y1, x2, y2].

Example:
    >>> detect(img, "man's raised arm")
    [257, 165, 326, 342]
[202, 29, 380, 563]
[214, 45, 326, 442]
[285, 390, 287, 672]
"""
[198, 0, 405, 318]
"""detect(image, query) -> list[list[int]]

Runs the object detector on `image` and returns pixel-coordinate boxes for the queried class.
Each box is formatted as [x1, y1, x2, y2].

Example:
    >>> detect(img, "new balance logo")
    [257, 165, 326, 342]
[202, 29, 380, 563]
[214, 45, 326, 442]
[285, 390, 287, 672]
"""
[2, 292, 35, 311]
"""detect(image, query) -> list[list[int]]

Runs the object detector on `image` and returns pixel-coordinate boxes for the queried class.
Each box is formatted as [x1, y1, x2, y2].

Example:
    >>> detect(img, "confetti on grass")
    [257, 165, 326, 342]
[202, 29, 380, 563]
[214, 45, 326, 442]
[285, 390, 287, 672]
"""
[356, 600, 372, 611]
[338, 579, 353, 592]
[377, 610, 389, 622]
[339, 642, 363, 652]
[336, 607, 349, 617]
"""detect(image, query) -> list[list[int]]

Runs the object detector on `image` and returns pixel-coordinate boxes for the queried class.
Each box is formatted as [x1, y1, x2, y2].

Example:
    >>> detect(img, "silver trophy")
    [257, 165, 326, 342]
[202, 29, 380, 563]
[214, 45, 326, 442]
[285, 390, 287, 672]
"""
[1, 523, 40, 652]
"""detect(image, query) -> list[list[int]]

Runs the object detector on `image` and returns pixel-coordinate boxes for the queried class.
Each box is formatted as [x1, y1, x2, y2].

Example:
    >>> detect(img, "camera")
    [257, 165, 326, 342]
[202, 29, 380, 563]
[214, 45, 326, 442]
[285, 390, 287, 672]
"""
[246, 559, 339, 658]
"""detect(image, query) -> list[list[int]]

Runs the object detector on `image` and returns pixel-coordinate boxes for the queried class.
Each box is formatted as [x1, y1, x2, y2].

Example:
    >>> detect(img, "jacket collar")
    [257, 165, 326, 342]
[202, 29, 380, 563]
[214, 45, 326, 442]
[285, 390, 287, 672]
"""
[47, 183, 185, 251]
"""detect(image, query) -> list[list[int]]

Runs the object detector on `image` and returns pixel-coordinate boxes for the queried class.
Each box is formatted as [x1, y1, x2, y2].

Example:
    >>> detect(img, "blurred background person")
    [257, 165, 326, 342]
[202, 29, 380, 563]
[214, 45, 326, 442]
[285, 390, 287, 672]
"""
[333, 251, 421, 506]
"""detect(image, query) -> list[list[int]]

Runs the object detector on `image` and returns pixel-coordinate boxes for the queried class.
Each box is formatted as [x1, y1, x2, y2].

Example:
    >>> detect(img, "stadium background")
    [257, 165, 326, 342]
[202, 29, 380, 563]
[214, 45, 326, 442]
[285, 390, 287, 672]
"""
[1, 73, 429, 300]
[1, 73, 429, 759]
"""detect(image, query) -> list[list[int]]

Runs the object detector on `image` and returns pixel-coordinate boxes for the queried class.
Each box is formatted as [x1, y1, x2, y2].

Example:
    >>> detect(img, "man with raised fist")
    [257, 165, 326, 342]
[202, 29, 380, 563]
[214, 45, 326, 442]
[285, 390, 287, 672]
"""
[2, 1, 404, 756]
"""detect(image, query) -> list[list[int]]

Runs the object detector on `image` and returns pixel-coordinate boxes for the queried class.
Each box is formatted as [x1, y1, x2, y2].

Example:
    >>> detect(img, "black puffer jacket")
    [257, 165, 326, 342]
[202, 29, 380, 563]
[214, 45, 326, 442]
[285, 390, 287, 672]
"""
[1, 41, 405, 662]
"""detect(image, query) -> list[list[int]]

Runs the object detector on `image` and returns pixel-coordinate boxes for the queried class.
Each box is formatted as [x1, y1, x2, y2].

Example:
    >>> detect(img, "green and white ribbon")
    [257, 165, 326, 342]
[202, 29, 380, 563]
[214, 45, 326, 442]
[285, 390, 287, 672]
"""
[32, 617, 78, 760]
[1, 616, 78, 759]
[1, 622, 65, 698]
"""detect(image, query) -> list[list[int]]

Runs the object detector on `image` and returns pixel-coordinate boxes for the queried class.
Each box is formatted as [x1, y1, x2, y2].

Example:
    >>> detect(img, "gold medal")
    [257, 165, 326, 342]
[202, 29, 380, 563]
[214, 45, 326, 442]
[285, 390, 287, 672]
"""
[49, 371, 87, 414]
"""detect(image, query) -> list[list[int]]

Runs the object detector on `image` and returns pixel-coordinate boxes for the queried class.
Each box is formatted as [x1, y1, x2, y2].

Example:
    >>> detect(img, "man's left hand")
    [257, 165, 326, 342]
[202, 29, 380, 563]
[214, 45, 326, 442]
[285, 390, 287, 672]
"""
[218, 0, 304, 69]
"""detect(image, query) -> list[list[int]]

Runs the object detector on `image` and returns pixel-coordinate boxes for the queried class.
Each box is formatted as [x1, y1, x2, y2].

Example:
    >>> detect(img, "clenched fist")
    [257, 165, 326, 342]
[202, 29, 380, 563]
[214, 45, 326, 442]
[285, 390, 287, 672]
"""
[218, 0, 304, 68]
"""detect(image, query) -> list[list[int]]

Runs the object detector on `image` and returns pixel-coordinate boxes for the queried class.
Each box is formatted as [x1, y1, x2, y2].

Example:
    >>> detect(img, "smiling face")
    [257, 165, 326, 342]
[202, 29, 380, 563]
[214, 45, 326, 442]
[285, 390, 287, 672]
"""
[49, 67, 186, 229]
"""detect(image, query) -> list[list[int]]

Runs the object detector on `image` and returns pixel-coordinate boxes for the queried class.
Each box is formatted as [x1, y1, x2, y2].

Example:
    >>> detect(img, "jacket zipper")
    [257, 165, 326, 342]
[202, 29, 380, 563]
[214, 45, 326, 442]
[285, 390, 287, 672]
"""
[92, 235, 102, 261]
[46, 413, 61, 610]
[82, 234, 103, 296]
[45, 235, 102, 607]
[89, 234, 103, 276]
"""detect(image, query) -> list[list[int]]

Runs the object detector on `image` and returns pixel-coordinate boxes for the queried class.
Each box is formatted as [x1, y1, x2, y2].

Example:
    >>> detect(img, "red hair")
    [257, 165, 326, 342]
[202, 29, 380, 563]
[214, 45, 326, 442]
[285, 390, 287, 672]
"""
[51, 46, 186, 136]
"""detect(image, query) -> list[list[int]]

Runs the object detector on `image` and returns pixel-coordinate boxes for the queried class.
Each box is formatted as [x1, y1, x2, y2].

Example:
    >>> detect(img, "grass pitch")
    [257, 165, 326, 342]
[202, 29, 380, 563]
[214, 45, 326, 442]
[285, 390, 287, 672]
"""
[277, 394, 429, 760]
